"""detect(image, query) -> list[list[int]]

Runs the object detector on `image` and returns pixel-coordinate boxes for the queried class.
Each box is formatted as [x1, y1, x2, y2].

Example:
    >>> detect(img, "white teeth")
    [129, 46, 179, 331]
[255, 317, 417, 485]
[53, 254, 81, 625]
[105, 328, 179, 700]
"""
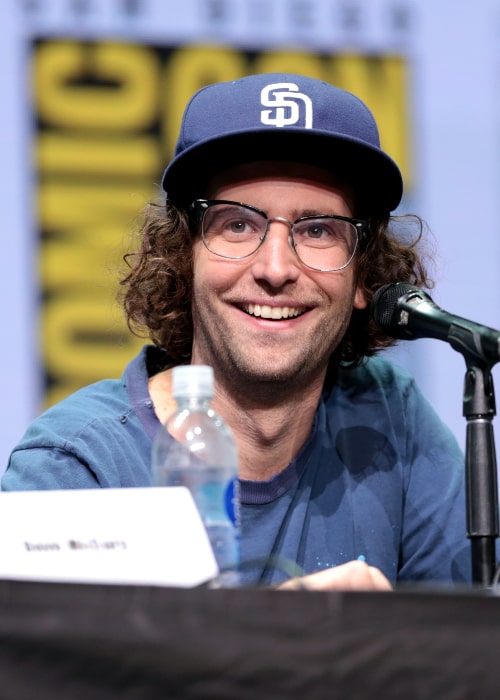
[246, 304, 303, 319]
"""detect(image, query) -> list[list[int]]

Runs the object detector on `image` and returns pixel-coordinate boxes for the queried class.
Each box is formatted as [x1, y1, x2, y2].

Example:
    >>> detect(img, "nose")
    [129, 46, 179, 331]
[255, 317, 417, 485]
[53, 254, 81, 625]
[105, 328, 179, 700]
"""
[250, 218, 301, 287]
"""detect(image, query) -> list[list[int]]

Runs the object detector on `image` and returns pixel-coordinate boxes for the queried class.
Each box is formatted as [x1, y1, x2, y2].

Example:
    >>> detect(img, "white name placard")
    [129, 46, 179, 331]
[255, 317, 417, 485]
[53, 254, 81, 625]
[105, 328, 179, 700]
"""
[0, 487, 219, 588]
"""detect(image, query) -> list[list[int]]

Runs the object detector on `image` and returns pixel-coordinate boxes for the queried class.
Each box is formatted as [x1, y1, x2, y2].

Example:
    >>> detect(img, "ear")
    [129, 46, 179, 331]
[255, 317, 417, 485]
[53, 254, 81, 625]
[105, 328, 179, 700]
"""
[353, 285, 368, 310]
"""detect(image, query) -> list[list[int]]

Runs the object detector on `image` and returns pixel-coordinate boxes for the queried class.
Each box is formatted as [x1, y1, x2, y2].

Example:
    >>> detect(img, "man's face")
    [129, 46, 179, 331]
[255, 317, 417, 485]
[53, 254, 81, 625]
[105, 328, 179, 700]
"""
[190, 161, 367, 393]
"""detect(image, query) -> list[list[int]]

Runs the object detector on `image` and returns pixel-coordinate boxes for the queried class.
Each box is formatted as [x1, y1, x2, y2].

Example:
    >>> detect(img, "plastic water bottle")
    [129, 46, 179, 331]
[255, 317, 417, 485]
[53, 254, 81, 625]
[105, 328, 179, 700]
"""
[151, 365, 240, 587]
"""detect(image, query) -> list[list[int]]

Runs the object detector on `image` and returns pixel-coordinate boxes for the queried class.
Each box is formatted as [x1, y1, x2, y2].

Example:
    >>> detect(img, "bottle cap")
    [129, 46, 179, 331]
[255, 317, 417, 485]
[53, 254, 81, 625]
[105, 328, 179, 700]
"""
[172, 365, 214, 398]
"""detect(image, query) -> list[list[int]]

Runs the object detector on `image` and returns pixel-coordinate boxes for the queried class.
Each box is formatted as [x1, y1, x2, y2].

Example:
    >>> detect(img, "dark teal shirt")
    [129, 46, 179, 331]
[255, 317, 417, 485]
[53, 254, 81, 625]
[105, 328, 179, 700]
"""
[2, 346, 471, 586]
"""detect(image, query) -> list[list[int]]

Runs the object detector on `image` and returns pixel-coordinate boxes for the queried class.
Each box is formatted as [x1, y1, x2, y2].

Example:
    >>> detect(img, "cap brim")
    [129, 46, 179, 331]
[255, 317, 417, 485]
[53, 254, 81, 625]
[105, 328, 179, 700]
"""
[162, 128, 403, 215]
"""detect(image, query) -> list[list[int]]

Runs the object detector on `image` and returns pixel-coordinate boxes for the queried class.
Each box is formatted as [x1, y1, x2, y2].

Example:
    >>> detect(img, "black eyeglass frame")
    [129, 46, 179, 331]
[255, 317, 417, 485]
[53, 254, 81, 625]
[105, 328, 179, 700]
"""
[189, 198, 368, 272]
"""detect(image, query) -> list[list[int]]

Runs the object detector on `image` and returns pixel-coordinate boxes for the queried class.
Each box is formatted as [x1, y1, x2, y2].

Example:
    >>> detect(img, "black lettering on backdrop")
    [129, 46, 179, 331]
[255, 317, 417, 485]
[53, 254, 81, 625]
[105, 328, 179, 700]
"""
[289, 1, 316, 29]
[388, 3, 413, 32]
[22, 1, 412, 39]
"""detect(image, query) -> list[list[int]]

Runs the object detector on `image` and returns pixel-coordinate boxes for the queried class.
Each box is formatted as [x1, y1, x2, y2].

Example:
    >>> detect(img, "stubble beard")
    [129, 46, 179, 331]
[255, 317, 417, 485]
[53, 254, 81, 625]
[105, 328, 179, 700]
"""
[191, 298, 352, 405]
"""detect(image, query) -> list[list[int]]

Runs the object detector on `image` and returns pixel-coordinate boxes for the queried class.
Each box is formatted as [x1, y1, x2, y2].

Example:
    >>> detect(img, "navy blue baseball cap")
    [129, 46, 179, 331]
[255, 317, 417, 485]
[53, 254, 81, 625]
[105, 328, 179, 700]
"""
[161, 73, 403, 215]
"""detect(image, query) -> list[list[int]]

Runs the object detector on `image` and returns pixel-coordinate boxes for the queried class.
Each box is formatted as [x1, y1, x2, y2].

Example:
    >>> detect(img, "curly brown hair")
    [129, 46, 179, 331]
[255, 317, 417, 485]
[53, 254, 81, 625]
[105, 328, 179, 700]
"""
[120, 197, 433, 370]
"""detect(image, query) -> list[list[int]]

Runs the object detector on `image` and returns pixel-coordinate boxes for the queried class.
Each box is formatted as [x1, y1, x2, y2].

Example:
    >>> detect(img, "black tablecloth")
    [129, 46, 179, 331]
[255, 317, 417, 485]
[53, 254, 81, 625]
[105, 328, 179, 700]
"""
[0, 579, 499, 699]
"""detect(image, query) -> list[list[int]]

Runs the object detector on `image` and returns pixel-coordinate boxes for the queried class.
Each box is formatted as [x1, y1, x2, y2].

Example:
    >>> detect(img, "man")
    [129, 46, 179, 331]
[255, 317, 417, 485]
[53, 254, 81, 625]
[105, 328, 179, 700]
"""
[2, 73, 470, 590]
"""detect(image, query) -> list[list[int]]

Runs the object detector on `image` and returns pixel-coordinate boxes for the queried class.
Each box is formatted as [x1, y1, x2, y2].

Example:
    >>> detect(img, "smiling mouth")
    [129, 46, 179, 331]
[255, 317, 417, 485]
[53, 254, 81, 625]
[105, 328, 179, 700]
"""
[244, 303, 307, 320]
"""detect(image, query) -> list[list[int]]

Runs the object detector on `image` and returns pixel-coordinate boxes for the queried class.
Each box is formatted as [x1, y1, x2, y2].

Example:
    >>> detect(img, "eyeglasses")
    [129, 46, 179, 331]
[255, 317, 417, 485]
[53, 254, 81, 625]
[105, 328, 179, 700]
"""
[190, 199, 367, 272]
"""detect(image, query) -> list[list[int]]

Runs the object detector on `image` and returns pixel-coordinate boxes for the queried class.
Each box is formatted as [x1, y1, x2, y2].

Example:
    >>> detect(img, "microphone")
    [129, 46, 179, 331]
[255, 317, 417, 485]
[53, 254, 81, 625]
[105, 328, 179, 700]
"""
[370, 282, 500, 365]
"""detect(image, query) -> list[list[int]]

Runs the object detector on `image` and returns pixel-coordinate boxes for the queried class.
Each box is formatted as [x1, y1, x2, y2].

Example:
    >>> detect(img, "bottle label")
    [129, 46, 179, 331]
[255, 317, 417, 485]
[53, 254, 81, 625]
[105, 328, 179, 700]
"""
[225, 478, 240, 529]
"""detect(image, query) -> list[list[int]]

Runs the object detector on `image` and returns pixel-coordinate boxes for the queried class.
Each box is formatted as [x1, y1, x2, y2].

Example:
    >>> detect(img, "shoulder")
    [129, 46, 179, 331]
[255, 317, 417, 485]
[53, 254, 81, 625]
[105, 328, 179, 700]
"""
[333, 355, 417, 405]
[22, 344, 164, 447]
[3, 348, 159, 489]
[324, 354, 452, 453]
[27, 378, 130, 442]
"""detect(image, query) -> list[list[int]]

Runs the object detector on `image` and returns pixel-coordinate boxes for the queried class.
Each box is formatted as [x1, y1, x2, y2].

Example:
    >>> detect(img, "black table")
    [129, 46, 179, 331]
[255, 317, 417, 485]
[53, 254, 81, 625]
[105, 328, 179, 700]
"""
[0, 579, 499, 699]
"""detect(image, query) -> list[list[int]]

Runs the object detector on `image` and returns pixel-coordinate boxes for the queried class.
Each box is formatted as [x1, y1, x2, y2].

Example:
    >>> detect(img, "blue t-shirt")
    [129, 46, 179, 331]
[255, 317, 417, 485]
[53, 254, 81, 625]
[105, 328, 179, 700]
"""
[2, 345, 471, 586]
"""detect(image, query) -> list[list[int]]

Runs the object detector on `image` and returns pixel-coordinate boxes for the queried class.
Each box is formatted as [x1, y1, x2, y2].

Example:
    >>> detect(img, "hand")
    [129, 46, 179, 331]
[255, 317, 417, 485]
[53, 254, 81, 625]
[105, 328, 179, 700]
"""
[278, 560, 392, 592]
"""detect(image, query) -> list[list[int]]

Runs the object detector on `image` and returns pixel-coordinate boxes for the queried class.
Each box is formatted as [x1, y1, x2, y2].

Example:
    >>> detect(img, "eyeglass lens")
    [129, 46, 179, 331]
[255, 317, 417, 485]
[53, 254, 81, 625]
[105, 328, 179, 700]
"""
[201, 202, 359, 271]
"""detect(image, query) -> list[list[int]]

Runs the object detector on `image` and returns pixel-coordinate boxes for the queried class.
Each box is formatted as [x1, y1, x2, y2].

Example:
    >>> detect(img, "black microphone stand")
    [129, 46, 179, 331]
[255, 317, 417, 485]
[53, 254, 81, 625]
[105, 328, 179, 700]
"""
[459, 345, 499, 587]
